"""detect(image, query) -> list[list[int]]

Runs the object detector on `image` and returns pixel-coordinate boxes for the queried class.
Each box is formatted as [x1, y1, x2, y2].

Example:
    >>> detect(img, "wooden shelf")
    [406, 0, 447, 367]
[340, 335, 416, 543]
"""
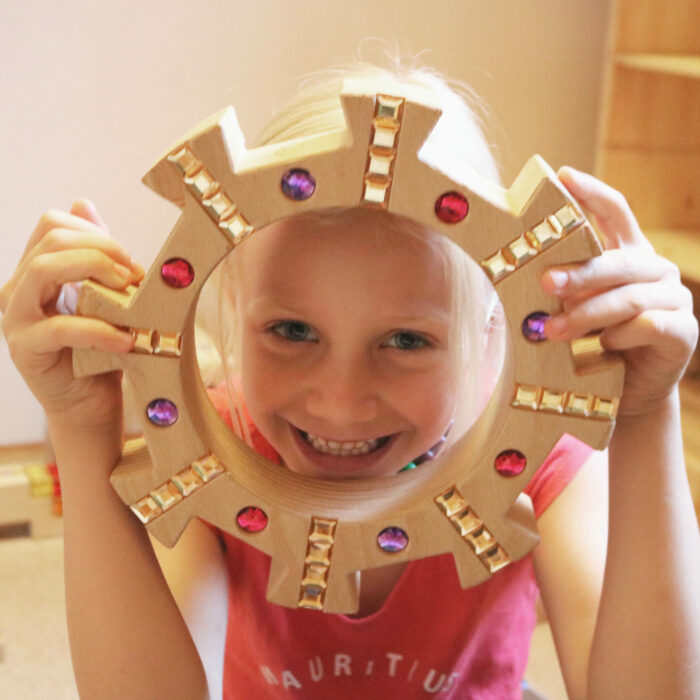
[615, 53, 700, 79]
[645, 229, 700, 283]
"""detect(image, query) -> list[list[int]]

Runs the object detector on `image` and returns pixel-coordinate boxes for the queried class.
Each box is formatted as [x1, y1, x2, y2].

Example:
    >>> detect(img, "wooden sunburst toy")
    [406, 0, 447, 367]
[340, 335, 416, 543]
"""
[73, 78, 624, 614]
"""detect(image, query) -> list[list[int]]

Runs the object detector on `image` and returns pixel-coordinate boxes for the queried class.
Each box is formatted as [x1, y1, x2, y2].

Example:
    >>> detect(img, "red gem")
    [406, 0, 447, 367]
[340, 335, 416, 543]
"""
[161, 258, 194, 288]
[434, 191, 469, 223]
[494, 449, 527, 476]
[237, 506, 268, 533]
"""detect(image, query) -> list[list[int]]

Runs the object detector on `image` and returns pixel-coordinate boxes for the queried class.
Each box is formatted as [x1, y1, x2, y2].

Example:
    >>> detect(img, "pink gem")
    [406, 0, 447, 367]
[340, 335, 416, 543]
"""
[522, 311, 550, 342]
[494, 449, 527, 476]
[161, 258, 194, 288]
[377, 526, 409, 553]
[146, 398, 178, 426]
[435, 191, 469, 223]
[237, 506, 268, 533]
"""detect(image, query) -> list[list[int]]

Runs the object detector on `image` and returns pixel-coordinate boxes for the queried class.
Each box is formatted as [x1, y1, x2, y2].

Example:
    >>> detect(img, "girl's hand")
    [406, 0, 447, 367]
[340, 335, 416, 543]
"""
[0, 200, 143, 430]
[541, 167, 698, 419]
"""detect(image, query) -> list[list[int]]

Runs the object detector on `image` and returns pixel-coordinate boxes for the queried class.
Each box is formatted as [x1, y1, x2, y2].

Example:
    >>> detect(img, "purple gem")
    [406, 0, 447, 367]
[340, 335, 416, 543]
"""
[281, 168, 316, 201]
[377, 526, 409, 553]
[146, 398, 178, 427]
[522, 311, 550, 342]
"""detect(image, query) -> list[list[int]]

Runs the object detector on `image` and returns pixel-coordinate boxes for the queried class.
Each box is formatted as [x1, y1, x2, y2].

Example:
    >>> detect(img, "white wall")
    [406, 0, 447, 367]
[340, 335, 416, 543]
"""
[0, 0, 611, 445]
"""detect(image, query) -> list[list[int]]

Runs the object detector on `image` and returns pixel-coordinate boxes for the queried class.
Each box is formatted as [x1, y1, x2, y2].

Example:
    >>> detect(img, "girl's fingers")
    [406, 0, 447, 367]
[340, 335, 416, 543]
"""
[557, 167, 653, 251]
[8, 249, 139, 322]
[599, 309, 698, 361]
[18, 314, 134, 359]
[69, 198, 110, 232]
[21, 208, 112, 261]
[541, 248, 678, 298]
[34, 228, 136, 271]
[545, 281, 693, 341]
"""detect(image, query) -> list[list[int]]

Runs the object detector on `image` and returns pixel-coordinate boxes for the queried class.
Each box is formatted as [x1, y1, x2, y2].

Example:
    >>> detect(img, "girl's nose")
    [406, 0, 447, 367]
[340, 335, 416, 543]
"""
[303, 355, 380, 426]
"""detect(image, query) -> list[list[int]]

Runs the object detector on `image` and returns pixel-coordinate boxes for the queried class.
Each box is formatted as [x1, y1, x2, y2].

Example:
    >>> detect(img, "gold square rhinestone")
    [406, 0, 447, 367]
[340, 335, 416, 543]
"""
[150, 482, 183, 511]
[464, 526, 496, 556]
[363, 177, 390, 205]
[565, 392, 593, 416]
[512, 384, 541, 410]
[480, 251, 514, 283]
[298, 585, 324, 610]
[508, 234, 538, 266]
[539, 390, 566, 413]
[592, 396, 619, 420]
[528, 220, 560, 249]
[185, 169, 216, 199]
[301, 564, 328, 588]
[192, 454, 224, 482]
[376, 95, 404, 120]
[480, 545, 511, 573]
[220, 212, 253, 245]
[167, 147, 200, 177]
[310, 518, 336, 542]
[202, 190, 235, 221]
[131, 328, 154, 354]
[372, 123, 399, 149]
[435, 488, 467, 518]
[453, 507, 482, 537]
[554, 204, 582, 233]
[171, 467, 203, 497]
[367, 148, 395, 176]
[131, 496, 162, 524]
[153, 332, 182, 358]
[305, 540, 332, 566]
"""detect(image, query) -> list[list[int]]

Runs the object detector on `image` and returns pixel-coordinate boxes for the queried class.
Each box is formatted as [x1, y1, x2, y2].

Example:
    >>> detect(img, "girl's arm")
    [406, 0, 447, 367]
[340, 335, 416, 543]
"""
[534, 168, 700, 699]
[1, 202, 211, 699]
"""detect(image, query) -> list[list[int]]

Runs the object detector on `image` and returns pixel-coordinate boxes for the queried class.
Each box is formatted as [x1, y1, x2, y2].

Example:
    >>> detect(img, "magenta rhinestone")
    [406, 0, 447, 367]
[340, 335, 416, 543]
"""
[236, 506, 268, 533]
[494, 449, 527, 476]
[161, 258, 194, 288]
[281, 168, 316, 201]
[146, 398, 178, 427]
[522, 311, 550, 342]
[377, 526, 409, 553]
[434, 191, 469, 223]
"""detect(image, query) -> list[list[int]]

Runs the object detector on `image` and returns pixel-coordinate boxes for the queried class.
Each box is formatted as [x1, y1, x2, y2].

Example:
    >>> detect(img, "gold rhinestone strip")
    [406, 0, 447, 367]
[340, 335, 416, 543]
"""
[131, 328, 183, 357]
[512, 383, 619, 420]
[298, 517, 337, 610]
[129, 452, 225, 524]
[481, 203, 584, 283]
[362, 95, 405, 208]
[168, 146, 253, 245]
[435, 488, 511, 574]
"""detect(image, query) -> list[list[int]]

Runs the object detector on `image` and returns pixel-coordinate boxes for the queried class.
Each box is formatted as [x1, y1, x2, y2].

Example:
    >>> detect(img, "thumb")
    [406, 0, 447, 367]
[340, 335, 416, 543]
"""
[70, 198, 110, 235]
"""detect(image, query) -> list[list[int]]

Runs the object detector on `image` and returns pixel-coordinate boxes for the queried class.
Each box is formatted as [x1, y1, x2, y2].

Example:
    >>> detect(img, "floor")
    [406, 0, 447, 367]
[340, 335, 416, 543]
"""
[2, 374, 699, 699]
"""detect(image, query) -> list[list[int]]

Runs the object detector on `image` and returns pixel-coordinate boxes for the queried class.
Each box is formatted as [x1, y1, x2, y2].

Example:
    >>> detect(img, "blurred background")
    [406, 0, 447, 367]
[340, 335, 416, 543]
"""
[1, 1, 698, 698]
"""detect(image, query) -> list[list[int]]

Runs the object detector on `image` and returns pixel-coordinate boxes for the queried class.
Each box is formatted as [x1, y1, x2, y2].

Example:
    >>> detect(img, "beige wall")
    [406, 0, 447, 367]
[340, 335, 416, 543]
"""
[0, 0, 611, 445]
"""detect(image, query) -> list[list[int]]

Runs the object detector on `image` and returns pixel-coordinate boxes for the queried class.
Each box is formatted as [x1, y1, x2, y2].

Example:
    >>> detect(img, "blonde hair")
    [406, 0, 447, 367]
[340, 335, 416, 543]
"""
[202, 57, 506, 452]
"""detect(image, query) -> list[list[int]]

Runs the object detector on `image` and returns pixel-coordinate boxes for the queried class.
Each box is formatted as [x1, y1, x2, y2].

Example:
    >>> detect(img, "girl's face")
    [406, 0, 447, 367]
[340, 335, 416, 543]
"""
[235, 212, 460, 480]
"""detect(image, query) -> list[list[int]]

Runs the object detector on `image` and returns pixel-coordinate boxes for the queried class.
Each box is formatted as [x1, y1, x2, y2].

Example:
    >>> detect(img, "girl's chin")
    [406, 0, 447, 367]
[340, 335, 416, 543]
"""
[285, 425, 402, 480]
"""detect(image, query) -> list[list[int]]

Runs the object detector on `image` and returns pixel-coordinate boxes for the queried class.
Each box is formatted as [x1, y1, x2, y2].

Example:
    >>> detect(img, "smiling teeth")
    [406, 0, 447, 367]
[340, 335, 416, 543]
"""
[304, 433, 380, 456]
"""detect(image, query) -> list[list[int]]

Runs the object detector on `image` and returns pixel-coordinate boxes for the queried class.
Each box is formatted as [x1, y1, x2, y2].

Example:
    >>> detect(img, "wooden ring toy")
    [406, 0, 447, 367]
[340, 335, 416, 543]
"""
[74, 78, 624, 614]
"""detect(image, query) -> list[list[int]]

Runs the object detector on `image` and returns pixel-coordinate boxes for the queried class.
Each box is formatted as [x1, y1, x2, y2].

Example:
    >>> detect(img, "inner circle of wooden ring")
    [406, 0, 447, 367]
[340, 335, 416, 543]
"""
[186, 217, 516, 521]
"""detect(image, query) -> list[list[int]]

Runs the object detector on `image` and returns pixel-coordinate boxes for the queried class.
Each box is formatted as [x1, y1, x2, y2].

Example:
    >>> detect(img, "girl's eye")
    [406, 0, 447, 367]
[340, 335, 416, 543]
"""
[384, 331, 430, 351]
[268, 321, 318, 342]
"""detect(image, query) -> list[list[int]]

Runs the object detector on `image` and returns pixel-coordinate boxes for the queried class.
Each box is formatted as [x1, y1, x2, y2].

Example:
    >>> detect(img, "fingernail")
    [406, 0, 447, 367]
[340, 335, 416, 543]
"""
[131, 260, 145, 279]
[549, 270, 568, 289]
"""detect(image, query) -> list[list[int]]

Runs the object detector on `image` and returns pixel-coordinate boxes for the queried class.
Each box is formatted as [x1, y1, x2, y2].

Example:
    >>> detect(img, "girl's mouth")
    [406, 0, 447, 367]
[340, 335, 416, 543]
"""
[299, 430, 391, 457]
[288, 424, 398, 478]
